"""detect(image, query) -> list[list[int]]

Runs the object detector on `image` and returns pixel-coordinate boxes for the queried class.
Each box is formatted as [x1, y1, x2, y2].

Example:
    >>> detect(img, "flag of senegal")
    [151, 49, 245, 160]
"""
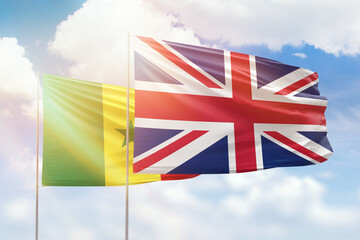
[42, 74, 195, 186]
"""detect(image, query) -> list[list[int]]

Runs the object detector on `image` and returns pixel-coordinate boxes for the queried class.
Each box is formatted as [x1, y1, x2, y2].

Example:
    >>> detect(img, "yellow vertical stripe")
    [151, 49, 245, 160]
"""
[102, 84, 161, 185]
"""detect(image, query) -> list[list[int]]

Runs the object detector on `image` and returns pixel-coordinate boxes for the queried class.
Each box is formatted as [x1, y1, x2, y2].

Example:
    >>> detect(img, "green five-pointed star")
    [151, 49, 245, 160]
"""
[116, 121, 134, 147]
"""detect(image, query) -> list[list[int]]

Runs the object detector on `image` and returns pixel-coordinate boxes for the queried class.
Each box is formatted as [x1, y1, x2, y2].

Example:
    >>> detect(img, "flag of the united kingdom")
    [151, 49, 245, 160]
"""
[131, 36, 332, 174]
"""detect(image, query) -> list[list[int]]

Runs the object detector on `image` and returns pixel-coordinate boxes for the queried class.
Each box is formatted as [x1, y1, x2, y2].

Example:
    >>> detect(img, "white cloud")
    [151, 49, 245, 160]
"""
[316, 171, 335, 179]
[3, 198, 33, 222]
[1, 146, 40, 191]
[326, 106, 360, 162]
[1, 108, 13, 117]
[151, 0, 360, 55]
[0, 37, 37, 99]
[329, 110, 360, 132]
[49, 0, 201, 86]
[48, 0, 360, 88]
[293, 52, 307, 59]
[68, 227, 97, 240]
[163, 184, 197, 205]
[123, 171, 360, 240]
[34, 40, 41, 46]
[20, 100, 38, 120]
[0, 37, 43, 192]
[10, 147, 37, 175]
[0, 37, 38, 119]
[3, 172, 355, 240]
[223, 170, 359, 228]
[349, 105, 360, 119]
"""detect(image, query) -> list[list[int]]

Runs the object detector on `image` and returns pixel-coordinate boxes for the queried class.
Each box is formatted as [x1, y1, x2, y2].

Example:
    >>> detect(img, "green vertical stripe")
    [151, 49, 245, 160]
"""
[42, 75, 105, 186]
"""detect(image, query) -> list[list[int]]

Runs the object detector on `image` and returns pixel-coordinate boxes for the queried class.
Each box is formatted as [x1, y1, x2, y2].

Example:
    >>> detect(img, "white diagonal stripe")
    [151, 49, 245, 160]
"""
[160, 40, 225, 89]
[259, 68, 314, 93]
[133, 37, 232, 98]
[253, 123, 332, 169]
[277, 130, 332, 160]
[134, 118, 235, 173]
[133, 129, 192, 165]
[138, 130, 225, 174]
[262, 132, 320, 164]
[287, 79, 319, 97]
[250, 56, 327, 106]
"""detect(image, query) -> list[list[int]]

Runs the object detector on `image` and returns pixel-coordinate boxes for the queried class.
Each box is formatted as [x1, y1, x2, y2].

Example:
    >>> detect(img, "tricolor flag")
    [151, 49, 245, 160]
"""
[132, 36, 333, 174]
[42, 74, 196, 186]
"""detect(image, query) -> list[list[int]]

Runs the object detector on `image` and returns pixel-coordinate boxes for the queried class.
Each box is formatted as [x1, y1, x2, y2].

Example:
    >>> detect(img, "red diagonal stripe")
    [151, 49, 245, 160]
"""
[275, 72, 318, 95]
[138, 36, 222, 89]
[264, 131, 327, 163]
[133, 130, 208, 173]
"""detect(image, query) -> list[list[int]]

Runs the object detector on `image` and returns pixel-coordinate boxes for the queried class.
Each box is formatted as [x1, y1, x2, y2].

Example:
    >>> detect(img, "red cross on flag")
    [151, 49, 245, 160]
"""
[131, 36, 332, 174]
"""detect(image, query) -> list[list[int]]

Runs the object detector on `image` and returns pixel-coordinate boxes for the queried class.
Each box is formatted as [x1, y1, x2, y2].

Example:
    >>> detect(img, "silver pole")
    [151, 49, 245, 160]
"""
[35, 72, 40, 240]
[125, 33, 131, 240]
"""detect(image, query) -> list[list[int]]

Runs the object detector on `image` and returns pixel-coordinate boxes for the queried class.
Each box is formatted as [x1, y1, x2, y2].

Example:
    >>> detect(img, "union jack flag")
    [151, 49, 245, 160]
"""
[131, 36, 332, 174]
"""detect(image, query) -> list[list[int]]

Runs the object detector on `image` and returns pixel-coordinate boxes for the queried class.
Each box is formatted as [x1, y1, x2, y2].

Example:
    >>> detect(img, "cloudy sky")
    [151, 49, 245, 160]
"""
[1, 0, 360, 239]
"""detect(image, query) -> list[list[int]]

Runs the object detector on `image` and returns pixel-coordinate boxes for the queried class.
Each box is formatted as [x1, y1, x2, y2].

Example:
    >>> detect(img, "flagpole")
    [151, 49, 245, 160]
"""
[125, 33, 131, 240]
[35, 72, 40, 240]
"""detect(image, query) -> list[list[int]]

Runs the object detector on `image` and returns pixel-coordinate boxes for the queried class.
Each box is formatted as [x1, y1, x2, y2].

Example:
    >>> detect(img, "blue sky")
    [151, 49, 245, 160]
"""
[1, 0, 360, 239]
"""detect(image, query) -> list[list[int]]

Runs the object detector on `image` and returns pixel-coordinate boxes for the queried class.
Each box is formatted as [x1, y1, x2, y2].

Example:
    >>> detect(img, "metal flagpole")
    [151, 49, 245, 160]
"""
[125, 33, 131, 240]
[35, 72, 40, 240]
